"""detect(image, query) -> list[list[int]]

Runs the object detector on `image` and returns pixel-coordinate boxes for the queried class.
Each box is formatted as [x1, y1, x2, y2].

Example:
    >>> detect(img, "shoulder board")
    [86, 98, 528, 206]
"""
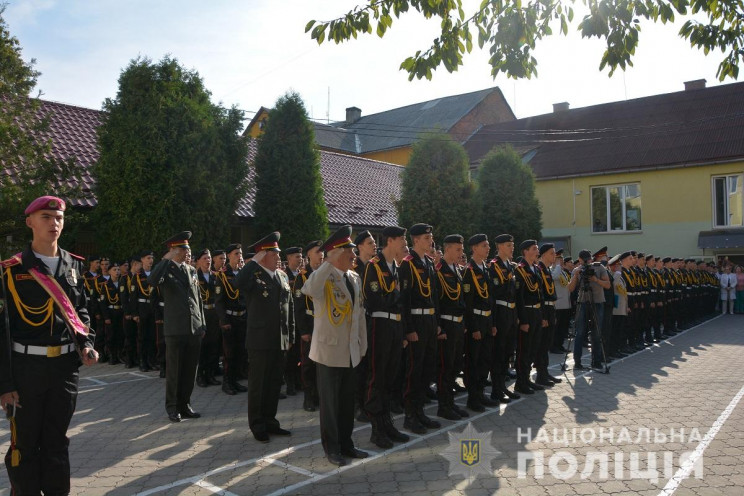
[435, 262, 442, 271]
[277, 268, 286, 275]
[69, 252, 85, 262]
[369, 256, 380, 264]
[403, 255, 414, 261]
[0, 255, 22, 269]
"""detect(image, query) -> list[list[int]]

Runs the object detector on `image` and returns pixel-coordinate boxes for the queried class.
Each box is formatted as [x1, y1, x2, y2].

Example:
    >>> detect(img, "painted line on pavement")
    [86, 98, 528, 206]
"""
[658, 382, 744, 495]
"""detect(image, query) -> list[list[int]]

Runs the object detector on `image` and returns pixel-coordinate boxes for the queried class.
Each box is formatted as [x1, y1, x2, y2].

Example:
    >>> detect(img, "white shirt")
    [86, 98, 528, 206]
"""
[33, 251, 60, 276]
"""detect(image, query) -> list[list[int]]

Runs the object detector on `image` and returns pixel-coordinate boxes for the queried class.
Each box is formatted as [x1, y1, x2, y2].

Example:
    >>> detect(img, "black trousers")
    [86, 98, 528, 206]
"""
[365, 317, 403, 417]
[553, 308, 571, 349]
[464, 314, 491, 395]
[316, 363, 357, 455]
[156, 321, 166, 369]
[534, 305, 555, 376]
[164, 334, 201, 414]
[123, 316, 138, 364]
[199, 309, 221, 375]
[221, 315, 246, 384]
[436, 319, 464, 406]
[299, 337, 317, 398]
[492, 306, 517, 383]
[137, 312, 156, 365]
[285, 334, 301, 390]
[105, 310, 124, 360]
[355, 315, 372, 410]
[403, 314, 437, 412]
[516, 308, 541, 387]
[246, 348, 284, 435]
[6, 353, 79, 496]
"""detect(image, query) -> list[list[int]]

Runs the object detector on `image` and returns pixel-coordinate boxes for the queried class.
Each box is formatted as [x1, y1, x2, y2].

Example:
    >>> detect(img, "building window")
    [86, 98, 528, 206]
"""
[591, 184, 642, 233]
[713, 174, 743, 227]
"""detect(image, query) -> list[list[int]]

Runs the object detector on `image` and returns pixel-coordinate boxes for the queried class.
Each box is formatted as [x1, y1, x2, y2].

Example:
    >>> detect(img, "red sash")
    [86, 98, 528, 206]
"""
[11, 253, 90, 337]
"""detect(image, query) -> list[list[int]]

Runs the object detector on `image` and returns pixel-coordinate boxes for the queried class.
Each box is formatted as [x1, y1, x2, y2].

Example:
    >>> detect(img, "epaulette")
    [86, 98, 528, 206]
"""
[403, 255, 414, 262]
[0, 256, 22, 269]
[369, 256, 380, 264]
[435, 261, 442, 271]
[69, 252, 85, 262]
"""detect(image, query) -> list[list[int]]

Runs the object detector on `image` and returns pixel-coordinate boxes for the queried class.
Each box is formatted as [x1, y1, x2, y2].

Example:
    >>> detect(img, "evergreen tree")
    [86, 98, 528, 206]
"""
[0, 7, 85, 254]
[396, 133, 474, 240]
[252, 92, 328, 248]
[474, 145, 542, 245]
[94, 56, 248, 259]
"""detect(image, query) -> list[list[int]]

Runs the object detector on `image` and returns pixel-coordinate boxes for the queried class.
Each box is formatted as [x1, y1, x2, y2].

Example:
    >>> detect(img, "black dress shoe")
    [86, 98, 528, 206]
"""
[466, 400, 486, 412]
[207, 376, 222, 386]
[503, 388, 520, 399]
[341, 447, 369, 459]
[491, 392, 511, 404]
[528, 381, 545, 391]
[168, 412, 182, 423]
[514, 385, 535, 395]
[196, 375, 209, 388]
[453, 383, 467, 392]
[355, 408, 370, 423]
[232, 382, 247, 393]
[222, 382, 237, 395]
[253, 431, 269, 443]
[547, 374, 562, 384]
[573, 364, 590, 371]
[534, 378, 554, 388]
[437, 407, 461, 421]
[268, 427, 291, 436]
[303, 399, 316, 412]
[479, 394, 500, 407]
[180, 406, 201, 419]
[452, 404, 469, 417]
[507, 370, 517, 379]
[417, 412, 441, 429]
[326, 452, 346, 466]
[403, 415, 427, 434]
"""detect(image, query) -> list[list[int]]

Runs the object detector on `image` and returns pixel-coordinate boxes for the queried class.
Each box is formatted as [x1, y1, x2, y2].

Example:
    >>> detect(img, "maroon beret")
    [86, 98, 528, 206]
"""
[25, 196, 66, 215]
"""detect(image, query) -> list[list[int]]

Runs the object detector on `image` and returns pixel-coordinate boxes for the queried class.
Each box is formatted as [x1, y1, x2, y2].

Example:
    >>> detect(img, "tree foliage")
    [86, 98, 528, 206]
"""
[252, 92, 329, 249]
[0, 6, 85, 255]
[94, 56, 249, 260]
[396, 133, 475, 239]
[307, 0, 744, 81]
[474, 145, 542, 244]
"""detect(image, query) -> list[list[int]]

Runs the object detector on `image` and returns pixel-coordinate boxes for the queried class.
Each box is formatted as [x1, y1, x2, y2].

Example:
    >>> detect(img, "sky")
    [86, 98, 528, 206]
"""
[4, 0, 732, 126]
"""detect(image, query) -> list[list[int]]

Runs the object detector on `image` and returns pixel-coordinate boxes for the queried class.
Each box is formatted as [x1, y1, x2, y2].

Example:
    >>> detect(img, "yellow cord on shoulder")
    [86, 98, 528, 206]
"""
[515, 265, 540, 293]
[437, 270, 461, 300]
[409, 260, 431, 297]
[324, 279, 351, 326]
[5, 268, 54, 328]
[217, 271, 240, 300]
[468, 267, 489, 298]
[540, 269, 555, 296]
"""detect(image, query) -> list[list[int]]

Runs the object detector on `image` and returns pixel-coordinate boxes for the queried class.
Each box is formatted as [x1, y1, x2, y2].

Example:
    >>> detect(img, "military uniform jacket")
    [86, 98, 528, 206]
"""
[436, 261, 465, 319]
[0, 246, 94, 395]
[463, 260, 494, 333]
[362, 253, 403, 318]
[130, 271, 156, 318]
[552, 265, 572, 310]
[537, 261, 556, 321]
[301, 262, 367, 368]
[197, 268, 217, 311]
[292, 266, 315, 336]
[398, 251, 439, 332]
[99, 277, 126, 321]
[214, 263, 245, 326]
[613, 270, 629, 316]
[83, 270, 100, 316]
[514, 261, 543, 323]
[489, 257, 517, 306]
[621, 268, 639, 309]
[147, 260, 205, 337]
[235, 260, 294, 351]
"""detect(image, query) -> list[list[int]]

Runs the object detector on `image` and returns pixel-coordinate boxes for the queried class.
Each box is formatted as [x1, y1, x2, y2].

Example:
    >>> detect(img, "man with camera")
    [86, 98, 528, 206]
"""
[567, 249, 610, 371]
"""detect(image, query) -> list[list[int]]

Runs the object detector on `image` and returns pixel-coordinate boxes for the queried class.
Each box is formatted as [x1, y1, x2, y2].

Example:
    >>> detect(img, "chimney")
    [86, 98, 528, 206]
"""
[345, 106, 361, 124]
[553, 102, 570, 113]
[684, 79, 706, 91]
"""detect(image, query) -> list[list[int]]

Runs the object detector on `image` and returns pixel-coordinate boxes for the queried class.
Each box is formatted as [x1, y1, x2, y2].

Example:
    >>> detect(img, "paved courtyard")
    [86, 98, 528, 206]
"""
[1, 314, 743, 495]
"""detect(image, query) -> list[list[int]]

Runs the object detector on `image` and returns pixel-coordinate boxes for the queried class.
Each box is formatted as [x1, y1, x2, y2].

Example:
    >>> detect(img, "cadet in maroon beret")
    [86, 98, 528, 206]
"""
[1, 195, 98, 495]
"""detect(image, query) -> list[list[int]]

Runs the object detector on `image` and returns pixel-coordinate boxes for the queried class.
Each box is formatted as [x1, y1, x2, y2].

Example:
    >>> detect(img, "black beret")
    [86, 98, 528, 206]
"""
[284, 247, 302, 255]
[100, 256, 110, 262]
[353, 230, 373, 245]
[443, 234, 464, 244]
[592, 246, 608, 259]
[251, 232, 281, 252]
[304, 240, 323, 254]
[468, 234, 488, 246]
[609, 251, 632, 265]
[494, 234, 514, 244]
[164, 231, 191, 248]
[519, 239, 537, 252]
[578, 249, 592, 261]
[244, 252, 255, 259]
[539, 243, 555, 256]
[409, 223, 433, 236]
[88, 254, 101, 262]
[381, 226, 406, 238]
[630, 251, 637, 257]
[212, 249, 226, 257]
[139, 250, 154, 259]
[662, 257, 671, 263]
[645, 254, 654, 261]
[195, 248, 211, 260]
[637, 252, 645, 258]
[225, 243, 241, 254]
[555, 248, 564, 257]
[321, 225, 355, 252]
[109, 260, 120, 268]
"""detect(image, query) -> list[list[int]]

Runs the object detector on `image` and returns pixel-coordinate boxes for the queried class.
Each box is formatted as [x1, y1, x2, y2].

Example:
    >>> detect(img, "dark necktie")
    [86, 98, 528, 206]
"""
[344, 273, 355, 301]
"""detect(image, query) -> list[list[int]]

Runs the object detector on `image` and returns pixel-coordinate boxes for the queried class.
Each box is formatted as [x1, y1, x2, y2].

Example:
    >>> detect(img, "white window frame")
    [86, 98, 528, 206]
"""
[712, 174, 744, 228]
[591, 183, 642, 233]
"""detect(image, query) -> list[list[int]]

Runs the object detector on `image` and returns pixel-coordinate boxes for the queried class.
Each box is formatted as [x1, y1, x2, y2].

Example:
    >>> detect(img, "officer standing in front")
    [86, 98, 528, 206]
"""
[148, 232, 206, 423]
[0, 195, 99, 495]
[235, 232, 294, 443]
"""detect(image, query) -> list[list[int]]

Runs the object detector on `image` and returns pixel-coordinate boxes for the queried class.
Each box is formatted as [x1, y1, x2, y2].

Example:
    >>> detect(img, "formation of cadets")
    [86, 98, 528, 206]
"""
[83, 226, 723, 448]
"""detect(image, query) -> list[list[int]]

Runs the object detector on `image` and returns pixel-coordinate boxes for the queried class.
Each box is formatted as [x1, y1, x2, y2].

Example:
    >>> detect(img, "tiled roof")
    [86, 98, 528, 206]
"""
[6, 99, 401, 228]
[236, 140, 402, 228]
[317, 87, 503, 154]
[464, 82, 744, 179]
